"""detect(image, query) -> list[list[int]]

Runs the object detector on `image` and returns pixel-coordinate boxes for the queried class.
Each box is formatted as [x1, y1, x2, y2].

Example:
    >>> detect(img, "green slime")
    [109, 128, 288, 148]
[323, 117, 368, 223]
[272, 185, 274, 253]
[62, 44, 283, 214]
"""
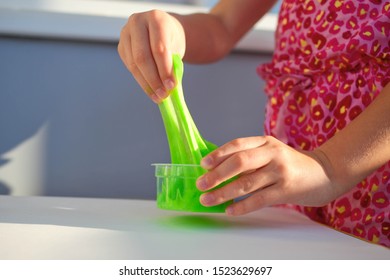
[157, 54, 232, 212]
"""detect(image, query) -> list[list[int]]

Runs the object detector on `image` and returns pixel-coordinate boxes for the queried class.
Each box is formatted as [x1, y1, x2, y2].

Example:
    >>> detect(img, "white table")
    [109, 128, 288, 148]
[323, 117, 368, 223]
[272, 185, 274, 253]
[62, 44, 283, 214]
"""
[0, 195, 388, 259]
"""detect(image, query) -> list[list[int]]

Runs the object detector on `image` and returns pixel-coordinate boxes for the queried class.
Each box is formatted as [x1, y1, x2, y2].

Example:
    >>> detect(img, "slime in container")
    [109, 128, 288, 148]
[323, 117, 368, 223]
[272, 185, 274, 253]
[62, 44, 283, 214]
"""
[154, 55, 232, 213]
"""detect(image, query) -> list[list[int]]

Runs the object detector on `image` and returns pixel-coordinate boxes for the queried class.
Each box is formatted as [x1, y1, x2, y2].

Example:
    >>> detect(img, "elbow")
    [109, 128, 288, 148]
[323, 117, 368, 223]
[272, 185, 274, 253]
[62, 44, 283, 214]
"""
[183, 35, 233, 64]
[203, 17, 237, 63]
[210, 34, 235, 62]
[183, 15, 235, 64]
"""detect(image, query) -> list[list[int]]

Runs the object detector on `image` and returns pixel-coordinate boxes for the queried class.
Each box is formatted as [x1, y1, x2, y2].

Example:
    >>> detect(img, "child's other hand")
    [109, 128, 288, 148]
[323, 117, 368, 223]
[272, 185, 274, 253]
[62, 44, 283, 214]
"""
[118, 10, 185, 103]
[196, 136, 342, 216]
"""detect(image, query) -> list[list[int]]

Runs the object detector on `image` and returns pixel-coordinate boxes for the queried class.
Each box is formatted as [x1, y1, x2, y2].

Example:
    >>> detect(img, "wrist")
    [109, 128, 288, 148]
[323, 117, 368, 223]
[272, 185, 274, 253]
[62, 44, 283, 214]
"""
[309, 148, 347, 198]
[310, 147, 356, 197]
[310, 148, 334, 181]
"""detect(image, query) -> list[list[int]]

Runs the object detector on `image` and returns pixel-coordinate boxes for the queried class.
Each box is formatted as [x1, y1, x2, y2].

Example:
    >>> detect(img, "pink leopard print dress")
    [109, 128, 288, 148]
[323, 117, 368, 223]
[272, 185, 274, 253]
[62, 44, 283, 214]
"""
[258, 0, 390, 247]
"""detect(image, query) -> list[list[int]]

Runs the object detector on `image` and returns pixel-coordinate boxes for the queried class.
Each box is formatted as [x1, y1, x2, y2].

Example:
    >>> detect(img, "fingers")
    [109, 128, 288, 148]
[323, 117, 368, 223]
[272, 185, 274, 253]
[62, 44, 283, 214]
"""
[200, 136, 268, 169]
[199, 166, 285, 216]
[200, 164, 277, 207]
[118, 18, 159, 103]
[197, 136, 291, 215]
[197, 137, 271, 191]
[149, 16, 176, 93]
[118, 30, 160, 103]
[225, 185, 283, 216]
[118, 10, 181, 103]
[130, 20, 167, 102]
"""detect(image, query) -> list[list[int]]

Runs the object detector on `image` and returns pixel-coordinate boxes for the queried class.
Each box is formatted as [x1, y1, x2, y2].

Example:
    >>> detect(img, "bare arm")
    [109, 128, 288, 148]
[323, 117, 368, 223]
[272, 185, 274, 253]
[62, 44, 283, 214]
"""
[118, 0, 277, 103]
[175, 0, 278, 63]
[197, 82, 390, 215]
[315, 82, 390, 192]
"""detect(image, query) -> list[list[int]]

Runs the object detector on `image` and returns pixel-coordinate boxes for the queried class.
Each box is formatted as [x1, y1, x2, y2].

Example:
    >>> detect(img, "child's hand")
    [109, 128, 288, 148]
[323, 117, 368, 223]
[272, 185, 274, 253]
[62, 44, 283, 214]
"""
[118, 10, 185, 103]
[196, 136, 342, 216]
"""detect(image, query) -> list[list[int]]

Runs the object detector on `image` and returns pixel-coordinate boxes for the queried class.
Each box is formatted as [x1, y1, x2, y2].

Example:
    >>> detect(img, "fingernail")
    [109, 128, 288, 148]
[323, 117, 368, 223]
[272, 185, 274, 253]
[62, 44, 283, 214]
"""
[164, 79, 175, 91]
[197, 176, 208, 191]
[155, 88, 167, 100]
[201, 156, 213, 169]
[226, 206, 234, 215]
[201, 193, 215, 205]
[150, 93, 160, 104]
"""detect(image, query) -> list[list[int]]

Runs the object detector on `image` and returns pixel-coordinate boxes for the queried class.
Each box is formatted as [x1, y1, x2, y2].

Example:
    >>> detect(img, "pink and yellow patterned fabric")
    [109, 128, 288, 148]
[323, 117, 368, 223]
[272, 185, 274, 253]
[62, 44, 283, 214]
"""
[258, 0, 390, 247]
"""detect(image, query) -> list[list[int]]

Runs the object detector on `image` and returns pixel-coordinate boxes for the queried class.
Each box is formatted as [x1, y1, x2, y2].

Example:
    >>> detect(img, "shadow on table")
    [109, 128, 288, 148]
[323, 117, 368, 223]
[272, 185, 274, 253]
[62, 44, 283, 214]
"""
[153, 206, 315, 231]
[0, 182, 10, 195]
[156, 215, 234, 229]
[0, 159, 11, 195]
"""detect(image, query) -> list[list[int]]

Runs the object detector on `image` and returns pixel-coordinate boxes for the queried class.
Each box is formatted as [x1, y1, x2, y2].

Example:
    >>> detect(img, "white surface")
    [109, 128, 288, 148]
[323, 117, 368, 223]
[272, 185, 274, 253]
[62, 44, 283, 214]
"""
[0, 0, 276, 52]
[0, 195, 388, 259]
[0, 123, 49, 196]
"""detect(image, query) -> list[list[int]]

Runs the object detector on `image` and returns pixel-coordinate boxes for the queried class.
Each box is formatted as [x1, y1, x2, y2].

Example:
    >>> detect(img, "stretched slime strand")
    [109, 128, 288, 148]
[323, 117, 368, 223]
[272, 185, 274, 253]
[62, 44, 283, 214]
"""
[156, 54, 231, 212]
[158, 54, 216, 163]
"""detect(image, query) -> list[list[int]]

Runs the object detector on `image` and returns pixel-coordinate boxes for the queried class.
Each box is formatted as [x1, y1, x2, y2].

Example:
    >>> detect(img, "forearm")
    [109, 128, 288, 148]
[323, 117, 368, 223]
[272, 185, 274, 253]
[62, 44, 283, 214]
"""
[315, 83, 390, 192]
[171, 12, 232, 63]
[171, 0, 278, 63]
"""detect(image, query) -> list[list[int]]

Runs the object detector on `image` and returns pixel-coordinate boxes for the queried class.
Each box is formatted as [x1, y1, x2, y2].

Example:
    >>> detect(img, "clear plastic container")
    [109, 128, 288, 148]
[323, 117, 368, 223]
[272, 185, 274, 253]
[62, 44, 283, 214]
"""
[153, 163, 231, 213]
